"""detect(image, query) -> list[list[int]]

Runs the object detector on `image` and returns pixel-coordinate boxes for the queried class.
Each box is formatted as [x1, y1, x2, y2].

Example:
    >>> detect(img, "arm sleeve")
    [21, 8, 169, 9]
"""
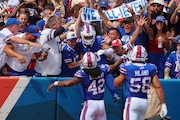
[54, 27, 65, 37]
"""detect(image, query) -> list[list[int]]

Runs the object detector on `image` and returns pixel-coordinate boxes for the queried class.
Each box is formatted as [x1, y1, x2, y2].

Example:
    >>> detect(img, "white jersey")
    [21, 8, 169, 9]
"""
[0, 28, 14, 69]
[105, 42, 133, 62]
[105, 48, 122, 62]
[6, 33, 41, 72]
[34, 28, 62, 75]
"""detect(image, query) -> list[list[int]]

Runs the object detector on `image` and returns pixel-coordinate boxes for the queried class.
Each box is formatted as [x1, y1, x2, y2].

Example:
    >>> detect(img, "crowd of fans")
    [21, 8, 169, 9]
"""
[0, 0, 176, 119]
[0, 0, 179, 79]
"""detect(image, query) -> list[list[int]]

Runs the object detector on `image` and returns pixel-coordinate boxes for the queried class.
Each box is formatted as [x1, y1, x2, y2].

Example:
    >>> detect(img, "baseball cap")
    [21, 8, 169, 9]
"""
[66, 31, 77, 40]
[176, 35, 180, 44]
[6, 18, 21, 27]
[25, 25, 41, 37]
[99, 0, 108, 9]
[177, 39, 180, 44]
[151, 0, 164, 6]
[111, 39, 122, 47]
[156, 16, 165, 23]
[122, 17, 134, 23]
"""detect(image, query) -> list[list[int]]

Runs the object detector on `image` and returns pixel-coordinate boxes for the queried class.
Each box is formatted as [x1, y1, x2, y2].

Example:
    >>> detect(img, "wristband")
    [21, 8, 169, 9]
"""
[54, 81, 59, 86]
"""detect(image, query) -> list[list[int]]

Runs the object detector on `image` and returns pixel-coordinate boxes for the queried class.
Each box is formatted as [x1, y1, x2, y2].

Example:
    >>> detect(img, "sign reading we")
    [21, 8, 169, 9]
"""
[81, 0, 147, 22]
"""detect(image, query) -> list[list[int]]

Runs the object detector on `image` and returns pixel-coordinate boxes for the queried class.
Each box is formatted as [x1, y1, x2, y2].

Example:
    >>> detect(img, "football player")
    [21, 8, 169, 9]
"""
[48, 52, 119, 120]
[114, 45, 167, 120]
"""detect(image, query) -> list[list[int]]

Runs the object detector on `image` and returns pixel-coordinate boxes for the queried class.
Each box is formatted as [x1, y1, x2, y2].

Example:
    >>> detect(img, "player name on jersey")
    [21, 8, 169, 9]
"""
[135, 70, 149, 76]
[89, 72, 105, 80]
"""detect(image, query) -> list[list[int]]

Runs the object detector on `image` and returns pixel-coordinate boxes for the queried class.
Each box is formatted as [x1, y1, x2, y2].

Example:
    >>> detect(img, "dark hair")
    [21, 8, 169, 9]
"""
[83, 67, 102, 79]
[152, 23, 168, 40]
[44, 3, 55, 11]
[108, 28, 121, 38]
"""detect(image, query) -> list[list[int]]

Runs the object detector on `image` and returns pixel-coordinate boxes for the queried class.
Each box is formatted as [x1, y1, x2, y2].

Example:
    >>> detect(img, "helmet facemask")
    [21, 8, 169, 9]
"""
[80, 24, 96, 46]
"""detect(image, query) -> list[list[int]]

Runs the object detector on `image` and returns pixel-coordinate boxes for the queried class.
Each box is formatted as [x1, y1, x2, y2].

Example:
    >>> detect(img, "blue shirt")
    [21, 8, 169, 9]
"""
[74, 64, 109, 100]
[61, 44, 80, 77]
[117, 26, 147, 49]
[77, 36, 107, 65]
[165, 51, 180, 78]
[120, 62, 157, 99]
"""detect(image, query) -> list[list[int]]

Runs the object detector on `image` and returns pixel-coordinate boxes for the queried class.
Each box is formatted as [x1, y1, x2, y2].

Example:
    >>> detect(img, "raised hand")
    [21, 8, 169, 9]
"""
[103, 33, 112, 44]
[37, 51, 48, 61]
[55, 6, 61, 12]
[136, 16, 147, 27]
[126, 5, 134, 15]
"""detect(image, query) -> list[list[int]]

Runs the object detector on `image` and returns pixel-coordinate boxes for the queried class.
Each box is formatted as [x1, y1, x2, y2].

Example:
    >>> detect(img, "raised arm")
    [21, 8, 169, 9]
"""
[0, 7, 9, 16]
[126, 5, 139, 27]
[75, 8, 83, 38]
[170, 4, 180, 24]
[7, 2, 27, 18]
[128, 17, 144, 45]
[10, 37, 40, 48]
[142, 17, 154, 40]
[111, 0, 122, 8]
[98, 8, 116, 29]
[53, 19, 75, 39]
[62, 19, 76, 30]
[50, 6, 61, 18]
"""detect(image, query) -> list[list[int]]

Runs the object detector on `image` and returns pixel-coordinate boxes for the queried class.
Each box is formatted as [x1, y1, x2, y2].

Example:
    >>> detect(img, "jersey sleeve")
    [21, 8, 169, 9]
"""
[0, 29, 14, 43]
[62, 49, 73, 64]
[119, 63, 127, 75]
[123, 42, 133, 51]
[98, 36, 105, 47]
[165, 52, 175, 68]
[100, 64, 109, 73]
[150, 63, 158, 77]
[39, 29, 56, 45]
[74, 70, 83, 79]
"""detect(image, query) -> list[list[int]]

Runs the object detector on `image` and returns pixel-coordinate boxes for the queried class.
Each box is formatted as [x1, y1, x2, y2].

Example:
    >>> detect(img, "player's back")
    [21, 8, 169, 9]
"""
[74, 64, 109, 101]
[120, 62, 157, 99]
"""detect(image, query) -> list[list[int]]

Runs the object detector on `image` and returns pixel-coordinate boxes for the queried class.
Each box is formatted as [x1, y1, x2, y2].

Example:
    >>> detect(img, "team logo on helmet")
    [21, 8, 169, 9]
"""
[130, 45, 148, 62]
[80, 24, 96, 46]
[82, 52, 97, 69]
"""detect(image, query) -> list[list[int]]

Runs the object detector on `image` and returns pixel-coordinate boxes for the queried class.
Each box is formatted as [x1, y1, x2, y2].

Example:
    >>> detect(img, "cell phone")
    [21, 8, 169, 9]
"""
[45, 48, 50, 52]
[25, 3, 34, 8]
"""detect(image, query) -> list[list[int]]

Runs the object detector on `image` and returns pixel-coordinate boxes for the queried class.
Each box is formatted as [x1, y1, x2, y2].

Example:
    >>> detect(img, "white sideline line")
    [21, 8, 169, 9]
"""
[0, 77, 30, 120]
